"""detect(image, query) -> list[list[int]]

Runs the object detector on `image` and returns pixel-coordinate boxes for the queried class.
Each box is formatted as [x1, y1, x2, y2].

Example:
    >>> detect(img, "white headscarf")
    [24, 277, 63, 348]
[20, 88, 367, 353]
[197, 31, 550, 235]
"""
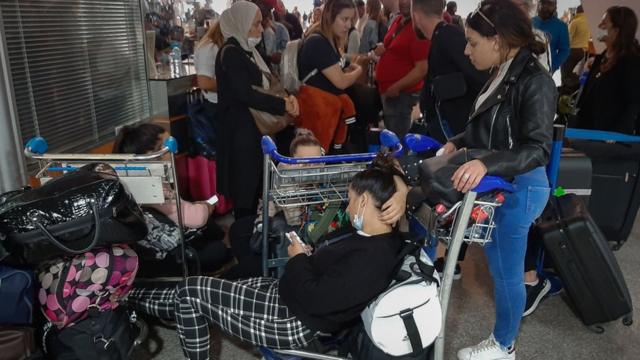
[219, 0, 271, 85]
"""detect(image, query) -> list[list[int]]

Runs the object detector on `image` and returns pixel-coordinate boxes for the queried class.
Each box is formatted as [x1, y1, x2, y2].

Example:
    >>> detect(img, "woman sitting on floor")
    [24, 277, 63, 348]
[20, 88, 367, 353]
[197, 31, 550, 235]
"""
[125, 154, 407, 360]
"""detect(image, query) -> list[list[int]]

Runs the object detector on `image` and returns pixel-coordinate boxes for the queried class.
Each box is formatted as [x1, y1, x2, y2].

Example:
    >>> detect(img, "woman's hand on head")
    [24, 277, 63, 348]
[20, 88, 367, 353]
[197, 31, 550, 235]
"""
[380, 175, 409, 225]
[452, 159, 488, 193]
[380, 191, 407, 225]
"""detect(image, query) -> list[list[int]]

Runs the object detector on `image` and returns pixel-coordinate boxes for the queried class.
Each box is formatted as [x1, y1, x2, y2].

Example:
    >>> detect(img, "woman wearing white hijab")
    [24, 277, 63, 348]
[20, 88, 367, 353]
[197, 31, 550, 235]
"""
[215, 0, 299, 219]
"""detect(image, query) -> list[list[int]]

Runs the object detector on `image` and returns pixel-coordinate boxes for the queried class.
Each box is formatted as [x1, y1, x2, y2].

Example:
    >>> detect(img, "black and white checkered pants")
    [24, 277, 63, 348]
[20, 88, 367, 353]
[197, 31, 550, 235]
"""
[127, 276, 316, 360]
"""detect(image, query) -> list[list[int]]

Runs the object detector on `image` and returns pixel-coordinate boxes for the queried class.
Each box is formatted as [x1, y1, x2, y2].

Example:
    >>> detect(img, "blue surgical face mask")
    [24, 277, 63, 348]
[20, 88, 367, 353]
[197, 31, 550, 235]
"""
[352, 201, 365, 231]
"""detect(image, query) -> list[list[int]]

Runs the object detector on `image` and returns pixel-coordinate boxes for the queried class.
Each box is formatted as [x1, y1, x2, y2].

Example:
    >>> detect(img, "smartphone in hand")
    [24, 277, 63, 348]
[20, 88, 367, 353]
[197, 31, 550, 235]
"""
[286, 232, 311, 256]
[206, 195, 219, 206]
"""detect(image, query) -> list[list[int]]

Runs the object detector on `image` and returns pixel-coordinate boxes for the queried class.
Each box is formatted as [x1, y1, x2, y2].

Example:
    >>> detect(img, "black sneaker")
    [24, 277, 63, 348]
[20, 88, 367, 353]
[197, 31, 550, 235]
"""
[523, 279, 551, 317]
[434, 257, 462, 280]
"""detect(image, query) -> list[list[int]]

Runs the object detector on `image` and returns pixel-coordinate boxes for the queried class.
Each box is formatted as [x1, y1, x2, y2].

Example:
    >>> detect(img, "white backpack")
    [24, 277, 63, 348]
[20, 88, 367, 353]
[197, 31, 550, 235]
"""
[279, 39, 317, 94]
[361, 245, 442, 357]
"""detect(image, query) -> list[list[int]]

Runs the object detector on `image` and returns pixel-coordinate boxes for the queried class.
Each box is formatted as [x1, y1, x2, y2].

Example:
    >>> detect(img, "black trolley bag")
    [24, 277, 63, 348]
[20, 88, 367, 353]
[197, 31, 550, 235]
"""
[539, 193, 633, 332]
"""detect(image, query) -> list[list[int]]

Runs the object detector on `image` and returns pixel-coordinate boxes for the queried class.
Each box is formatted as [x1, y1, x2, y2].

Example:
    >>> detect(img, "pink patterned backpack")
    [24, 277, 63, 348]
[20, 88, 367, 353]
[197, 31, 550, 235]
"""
[37, 244, 138, 329]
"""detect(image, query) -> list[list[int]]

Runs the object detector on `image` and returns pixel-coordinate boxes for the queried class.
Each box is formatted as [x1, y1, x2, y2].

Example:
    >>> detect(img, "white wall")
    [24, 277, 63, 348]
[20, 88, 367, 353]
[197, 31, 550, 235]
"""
[456, 0, 580, 19]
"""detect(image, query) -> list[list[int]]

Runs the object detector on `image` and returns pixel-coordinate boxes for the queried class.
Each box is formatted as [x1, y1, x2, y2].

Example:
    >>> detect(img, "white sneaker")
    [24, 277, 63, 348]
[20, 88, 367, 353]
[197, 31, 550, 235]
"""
[457, 335, 515, 360]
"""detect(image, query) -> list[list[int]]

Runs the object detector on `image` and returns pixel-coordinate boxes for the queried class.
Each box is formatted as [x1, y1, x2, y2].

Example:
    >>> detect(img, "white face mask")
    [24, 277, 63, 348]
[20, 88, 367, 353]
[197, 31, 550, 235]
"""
[596, 29, 608, 42]
[247, 36, 261, 49]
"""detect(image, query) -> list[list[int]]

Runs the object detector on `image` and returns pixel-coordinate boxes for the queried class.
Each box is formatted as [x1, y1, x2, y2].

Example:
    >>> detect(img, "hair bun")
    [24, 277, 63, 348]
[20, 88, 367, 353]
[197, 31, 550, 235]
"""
[294, 127, 315, 138]
[369, 153, 405, 181]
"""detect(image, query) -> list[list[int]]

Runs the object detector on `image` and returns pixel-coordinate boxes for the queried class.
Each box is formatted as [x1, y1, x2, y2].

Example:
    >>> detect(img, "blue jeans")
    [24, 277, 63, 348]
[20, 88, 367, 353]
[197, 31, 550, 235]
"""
[485, 166, 549, 348]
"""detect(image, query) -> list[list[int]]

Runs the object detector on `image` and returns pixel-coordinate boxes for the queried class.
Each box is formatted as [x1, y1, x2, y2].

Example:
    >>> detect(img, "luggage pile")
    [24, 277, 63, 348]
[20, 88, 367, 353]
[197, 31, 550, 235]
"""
[0, 168, 148, 359]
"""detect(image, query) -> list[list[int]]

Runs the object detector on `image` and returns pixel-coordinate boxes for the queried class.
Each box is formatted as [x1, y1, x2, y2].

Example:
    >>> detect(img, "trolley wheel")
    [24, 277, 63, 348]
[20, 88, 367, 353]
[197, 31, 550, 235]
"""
[612, 243, 622, 251]
[623, 316, 633, 326]
[588, 325, 605, 334]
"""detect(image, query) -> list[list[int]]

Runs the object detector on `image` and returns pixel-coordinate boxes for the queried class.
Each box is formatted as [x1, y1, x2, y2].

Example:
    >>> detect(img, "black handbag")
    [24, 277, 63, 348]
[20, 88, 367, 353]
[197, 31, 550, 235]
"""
[0, 169, 147, 265]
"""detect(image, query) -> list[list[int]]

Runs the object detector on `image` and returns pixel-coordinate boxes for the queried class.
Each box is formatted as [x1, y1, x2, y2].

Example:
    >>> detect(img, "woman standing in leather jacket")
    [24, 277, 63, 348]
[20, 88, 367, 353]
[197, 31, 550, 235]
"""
[439, 1, 555, 359]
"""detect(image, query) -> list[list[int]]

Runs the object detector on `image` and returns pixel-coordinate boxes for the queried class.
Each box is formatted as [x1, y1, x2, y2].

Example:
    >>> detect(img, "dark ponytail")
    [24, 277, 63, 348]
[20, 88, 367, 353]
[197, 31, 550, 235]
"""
[112, 123, 165, 154]
[466, 0, 547, 56]
[350, 153, 405, 208]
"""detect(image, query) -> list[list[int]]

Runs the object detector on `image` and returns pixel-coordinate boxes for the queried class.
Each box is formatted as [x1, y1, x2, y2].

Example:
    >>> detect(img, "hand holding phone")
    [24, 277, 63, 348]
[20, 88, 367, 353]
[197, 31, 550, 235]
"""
[286, 232, 311, 256]
[206, 195, 219, 206]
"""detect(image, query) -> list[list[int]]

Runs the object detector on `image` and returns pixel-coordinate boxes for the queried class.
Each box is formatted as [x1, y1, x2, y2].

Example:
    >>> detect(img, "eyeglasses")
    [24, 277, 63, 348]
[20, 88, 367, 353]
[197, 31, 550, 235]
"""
[471, 4, 496, 30]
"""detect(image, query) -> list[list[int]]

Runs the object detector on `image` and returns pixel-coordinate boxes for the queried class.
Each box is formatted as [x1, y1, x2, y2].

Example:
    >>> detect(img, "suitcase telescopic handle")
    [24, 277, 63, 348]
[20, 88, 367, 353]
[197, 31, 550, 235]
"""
[33, 203, 101, 255]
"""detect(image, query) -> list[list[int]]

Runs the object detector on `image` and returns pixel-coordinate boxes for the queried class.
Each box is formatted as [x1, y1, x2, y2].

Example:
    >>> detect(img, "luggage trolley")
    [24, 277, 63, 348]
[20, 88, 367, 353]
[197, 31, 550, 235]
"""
[260, 130, 404, 277]
[403, 134, 514, 360]
[23, 135, 192, 278]
[259, 131, 513, 360]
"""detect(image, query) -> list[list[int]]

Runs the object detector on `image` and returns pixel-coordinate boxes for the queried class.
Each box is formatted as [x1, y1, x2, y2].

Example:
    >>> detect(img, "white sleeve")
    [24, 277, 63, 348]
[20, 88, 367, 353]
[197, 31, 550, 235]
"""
[347, 30, 360, 55]
[194, 43, 217, 78]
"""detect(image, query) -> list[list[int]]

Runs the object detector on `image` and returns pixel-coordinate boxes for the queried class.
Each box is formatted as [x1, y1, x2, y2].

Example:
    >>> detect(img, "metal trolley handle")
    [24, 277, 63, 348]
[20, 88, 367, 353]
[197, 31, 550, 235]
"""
[261, 129, 404, 164]
[24, 136, 179, 160]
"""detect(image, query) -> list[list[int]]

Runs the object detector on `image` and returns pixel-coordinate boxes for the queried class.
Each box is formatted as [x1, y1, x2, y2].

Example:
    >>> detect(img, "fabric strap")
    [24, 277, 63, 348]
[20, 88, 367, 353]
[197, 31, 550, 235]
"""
[399, 309, 423, 356]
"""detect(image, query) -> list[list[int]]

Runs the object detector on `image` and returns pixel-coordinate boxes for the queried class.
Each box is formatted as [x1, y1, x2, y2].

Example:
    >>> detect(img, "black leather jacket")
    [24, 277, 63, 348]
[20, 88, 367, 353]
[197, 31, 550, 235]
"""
[450, 48, 556, 178]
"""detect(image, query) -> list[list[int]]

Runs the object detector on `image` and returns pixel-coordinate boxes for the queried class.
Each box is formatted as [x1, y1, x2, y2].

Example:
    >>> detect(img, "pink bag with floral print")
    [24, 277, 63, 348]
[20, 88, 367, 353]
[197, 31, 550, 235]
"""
[37, 244, 138, 329]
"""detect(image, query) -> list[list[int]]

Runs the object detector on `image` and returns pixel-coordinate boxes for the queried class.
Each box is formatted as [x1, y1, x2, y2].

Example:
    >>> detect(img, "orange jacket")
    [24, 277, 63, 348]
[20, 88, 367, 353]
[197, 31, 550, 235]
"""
[295, 85, 356, 151]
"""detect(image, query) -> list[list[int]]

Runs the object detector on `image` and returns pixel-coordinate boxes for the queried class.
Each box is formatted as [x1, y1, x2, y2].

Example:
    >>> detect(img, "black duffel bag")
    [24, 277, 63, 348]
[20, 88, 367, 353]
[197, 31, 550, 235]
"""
[0, 169, 147, 265]
[44, 307, 145, 360]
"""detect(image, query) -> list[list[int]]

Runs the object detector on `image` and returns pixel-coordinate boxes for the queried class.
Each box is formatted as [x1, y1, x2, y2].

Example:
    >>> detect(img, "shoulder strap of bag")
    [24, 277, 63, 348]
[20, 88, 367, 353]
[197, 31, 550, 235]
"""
[400, 308, 424, 357]
[387, 17, 410, 45]
[34, 203, 102, 255]
[297, 37, 318, 85]
[315, 230, 354, 250]
[393, 241, 438, 284]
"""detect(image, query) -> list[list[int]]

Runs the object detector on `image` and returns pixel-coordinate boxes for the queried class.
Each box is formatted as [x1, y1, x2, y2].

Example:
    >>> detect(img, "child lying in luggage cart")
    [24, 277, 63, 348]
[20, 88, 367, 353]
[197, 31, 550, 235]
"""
[125, 154, 410, 360]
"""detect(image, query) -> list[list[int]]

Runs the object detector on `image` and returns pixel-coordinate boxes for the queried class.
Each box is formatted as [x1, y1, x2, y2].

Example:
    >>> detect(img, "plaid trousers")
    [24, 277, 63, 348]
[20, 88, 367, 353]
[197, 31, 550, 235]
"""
[127, 276, 316, 360]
